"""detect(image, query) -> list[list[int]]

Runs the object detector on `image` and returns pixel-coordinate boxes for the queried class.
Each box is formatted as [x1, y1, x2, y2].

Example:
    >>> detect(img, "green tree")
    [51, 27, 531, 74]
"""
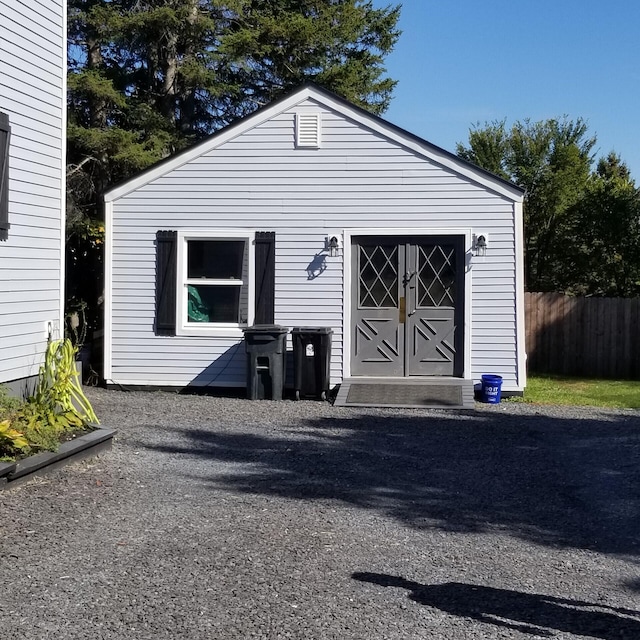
[67, 0, 228, 222]
[218, 0, 400, 116]
[67, 0, 400, 216]
[456, 119, 510, 180]
[564, 153, 640, 297]
[457, 118, 596, 291]
[66, 0, 401, 327]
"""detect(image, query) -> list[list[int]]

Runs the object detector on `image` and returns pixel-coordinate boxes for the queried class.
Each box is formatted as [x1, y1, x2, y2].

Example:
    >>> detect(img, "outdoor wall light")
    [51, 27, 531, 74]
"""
[473, 233, 488, 257]
[326, 233, 342, 257]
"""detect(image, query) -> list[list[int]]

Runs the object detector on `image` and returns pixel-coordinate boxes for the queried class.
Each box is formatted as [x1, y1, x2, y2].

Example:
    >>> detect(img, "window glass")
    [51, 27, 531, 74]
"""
[188, 240, 244, 279]
[359, 245, 398, 308]
[187, 284, 242, 323]
[184, 237, 249, 327]
[417, 244, 456, 308]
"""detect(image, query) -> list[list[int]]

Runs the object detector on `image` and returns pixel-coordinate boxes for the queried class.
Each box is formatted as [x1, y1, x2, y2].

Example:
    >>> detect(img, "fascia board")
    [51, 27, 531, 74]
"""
[104, 84, 523, 204]
[313, 92, 524, 203]
[104, 87, 318, 202]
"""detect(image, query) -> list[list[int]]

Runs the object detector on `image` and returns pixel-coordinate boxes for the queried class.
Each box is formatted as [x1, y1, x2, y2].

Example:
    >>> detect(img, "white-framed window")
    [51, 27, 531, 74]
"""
[176, 230, 255, 336]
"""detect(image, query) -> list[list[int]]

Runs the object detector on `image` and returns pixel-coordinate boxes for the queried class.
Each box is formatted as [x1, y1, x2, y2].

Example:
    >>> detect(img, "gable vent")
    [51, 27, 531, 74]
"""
[296, 112, 321, 148]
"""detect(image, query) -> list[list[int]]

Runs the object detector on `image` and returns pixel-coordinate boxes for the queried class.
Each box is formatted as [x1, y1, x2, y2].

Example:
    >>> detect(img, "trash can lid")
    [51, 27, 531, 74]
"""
[243, 324, 289, 334]
[291, 327, 333, 334]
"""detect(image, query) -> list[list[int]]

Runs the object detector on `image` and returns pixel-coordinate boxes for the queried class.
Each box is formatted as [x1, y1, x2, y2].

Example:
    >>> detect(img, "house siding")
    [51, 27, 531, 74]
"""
[108, 97, 522, 390]
[0, 0, 65, 387]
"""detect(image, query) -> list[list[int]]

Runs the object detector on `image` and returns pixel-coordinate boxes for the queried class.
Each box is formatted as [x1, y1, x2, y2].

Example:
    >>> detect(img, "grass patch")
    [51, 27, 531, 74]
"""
[515, 375, 640, 409]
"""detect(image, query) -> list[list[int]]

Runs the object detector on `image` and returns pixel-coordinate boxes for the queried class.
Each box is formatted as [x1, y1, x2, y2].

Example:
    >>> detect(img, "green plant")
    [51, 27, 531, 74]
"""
[0, 385, 21, 420]
[13, 400, 84, 452]
[33, 338, 99, 424]
[0, 419, 29, 458]
[5, 339, 100, 456]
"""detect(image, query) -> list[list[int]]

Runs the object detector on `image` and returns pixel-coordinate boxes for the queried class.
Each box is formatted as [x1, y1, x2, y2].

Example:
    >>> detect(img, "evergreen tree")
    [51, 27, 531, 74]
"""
[66, 0, 401, 327]
[218, 0, 400, 116]
[67, 0, 400, 222]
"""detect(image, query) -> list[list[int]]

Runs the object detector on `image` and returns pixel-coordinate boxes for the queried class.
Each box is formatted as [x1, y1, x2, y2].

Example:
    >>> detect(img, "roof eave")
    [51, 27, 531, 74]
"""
[104, 83, 524, 203]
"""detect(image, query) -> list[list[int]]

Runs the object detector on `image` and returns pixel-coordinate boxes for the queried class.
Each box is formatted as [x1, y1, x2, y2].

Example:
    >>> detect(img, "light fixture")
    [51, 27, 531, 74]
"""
[325, 234, 342, 257]
[473, 233, 488, 257]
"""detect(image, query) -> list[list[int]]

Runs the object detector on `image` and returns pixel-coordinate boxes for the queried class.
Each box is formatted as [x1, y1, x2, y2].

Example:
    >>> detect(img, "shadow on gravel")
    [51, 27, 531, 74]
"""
[625, 578, 640, 592]
[352, 572, 640, 639]
[146, 409, 640, 555]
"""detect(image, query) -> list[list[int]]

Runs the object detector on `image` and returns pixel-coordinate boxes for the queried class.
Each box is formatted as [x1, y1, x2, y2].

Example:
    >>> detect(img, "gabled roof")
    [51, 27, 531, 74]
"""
[104, 83, 524, 203]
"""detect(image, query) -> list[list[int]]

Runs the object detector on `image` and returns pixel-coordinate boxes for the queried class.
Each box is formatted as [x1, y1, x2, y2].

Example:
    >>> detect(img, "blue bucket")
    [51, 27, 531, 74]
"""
[480, 374, 503, 404]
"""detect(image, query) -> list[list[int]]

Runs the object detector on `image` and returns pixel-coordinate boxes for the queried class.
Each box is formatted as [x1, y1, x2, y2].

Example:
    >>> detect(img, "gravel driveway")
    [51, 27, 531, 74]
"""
[1, 389, 639, 639]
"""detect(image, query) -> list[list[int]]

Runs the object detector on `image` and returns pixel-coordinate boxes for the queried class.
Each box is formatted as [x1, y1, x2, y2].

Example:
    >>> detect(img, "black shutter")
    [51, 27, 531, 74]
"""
[156, 230, 177, 335]
[254, 231, 275, 324]
[0, 112, 10, 241]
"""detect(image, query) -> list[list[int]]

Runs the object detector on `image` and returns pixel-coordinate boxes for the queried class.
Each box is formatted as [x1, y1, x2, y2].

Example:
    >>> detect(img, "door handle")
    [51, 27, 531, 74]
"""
[402, 271, 415, 287]
[399, 296, 406, 323]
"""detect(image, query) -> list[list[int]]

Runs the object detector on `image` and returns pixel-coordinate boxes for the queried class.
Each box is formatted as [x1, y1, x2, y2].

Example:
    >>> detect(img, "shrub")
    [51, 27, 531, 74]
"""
[0, 419, 29, 460]
[0, 385, 21, 420]
[0, 339, 99, 460]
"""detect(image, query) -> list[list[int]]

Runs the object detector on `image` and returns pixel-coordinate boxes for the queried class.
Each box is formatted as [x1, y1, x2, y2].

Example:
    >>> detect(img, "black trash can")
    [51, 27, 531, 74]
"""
[292, 327, 333, 400]
[243, 325, 288, 400]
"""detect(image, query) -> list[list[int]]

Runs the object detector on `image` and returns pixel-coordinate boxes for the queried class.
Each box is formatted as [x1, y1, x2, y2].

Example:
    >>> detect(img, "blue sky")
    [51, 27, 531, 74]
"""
[372, 0, 640, 180]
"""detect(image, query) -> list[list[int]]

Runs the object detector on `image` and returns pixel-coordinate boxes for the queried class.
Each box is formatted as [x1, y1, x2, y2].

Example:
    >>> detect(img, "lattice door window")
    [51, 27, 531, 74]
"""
[359, 245, 398, 308]
[417, 245, 456, 307]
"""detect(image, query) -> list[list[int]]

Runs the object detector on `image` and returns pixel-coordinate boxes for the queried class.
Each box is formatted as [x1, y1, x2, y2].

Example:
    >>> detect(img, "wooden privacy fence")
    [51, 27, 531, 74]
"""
[525, 292, 640, 379]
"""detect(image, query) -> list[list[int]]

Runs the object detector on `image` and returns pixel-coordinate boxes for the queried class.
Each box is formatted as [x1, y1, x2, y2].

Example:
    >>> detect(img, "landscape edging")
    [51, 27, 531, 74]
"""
[1, 425, 116, 490]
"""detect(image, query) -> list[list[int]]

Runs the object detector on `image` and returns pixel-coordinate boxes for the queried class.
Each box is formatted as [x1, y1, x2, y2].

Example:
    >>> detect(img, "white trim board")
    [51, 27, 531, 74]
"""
[514, 201, 527, 389]
[104, 86, 525, 204]
[103, 200, 114, 382]
[59, 0, 67, 336]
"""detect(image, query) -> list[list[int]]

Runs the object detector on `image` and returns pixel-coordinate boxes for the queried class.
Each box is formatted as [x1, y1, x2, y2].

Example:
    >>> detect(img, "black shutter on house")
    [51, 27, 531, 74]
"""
[156, 230, 177, 335]
[0, 112, 11, 241]
[254, 231, 276, 324]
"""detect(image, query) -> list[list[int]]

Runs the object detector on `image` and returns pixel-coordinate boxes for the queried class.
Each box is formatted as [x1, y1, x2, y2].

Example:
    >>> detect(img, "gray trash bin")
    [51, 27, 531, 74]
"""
[243, 325, 288, 400]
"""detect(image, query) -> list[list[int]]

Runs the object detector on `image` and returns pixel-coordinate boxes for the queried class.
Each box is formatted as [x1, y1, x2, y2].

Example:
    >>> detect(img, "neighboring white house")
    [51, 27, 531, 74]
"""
[0, 0, 67, 395]
[104, 84, 526, 396]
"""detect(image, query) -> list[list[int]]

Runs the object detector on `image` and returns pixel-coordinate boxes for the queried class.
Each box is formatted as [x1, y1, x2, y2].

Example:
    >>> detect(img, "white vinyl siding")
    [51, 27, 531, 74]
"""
[0, 0, 65, 385]
[107, 95, 523, 390]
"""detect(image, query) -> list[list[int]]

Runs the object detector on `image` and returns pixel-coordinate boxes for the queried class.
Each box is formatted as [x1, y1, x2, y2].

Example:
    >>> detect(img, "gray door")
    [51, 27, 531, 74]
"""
[352, 236, 464, 377]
